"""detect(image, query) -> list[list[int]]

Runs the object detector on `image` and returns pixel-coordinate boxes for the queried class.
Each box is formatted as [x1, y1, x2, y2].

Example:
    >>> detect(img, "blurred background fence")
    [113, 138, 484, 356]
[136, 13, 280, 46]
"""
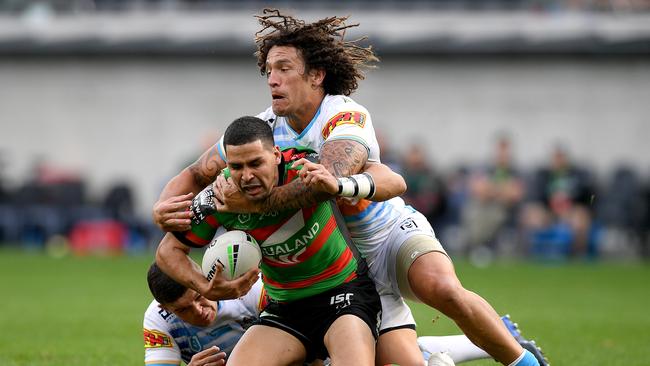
[1, 0, 649, 262]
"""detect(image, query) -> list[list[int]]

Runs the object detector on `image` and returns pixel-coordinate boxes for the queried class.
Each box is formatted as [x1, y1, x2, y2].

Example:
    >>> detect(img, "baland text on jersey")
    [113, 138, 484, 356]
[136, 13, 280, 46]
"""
[261, 221, 320, 261]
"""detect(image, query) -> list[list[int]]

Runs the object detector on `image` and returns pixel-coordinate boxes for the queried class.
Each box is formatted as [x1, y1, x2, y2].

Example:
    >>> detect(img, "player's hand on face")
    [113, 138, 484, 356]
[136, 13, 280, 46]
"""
[292, 158, 338, 195]
[152, 193, 194, 232]
[187, 346, 227, 366]
[202, 264, 260, 301]
[213, 175, 261, 214]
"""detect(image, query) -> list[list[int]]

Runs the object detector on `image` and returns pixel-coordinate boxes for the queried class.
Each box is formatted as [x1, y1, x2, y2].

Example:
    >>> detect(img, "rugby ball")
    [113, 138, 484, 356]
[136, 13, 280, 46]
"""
[201, 230, 262, 281]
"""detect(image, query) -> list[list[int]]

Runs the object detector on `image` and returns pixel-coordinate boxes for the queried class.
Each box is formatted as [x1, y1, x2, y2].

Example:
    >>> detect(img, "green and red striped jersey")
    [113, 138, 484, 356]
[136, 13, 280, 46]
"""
[174, 147, 360, 302]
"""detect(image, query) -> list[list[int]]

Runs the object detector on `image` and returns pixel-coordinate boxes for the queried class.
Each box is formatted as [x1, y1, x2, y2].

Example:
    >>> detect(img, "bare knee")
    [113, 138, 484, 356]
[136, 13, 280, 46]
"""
[428, 276, 468, 315]
[408, 253, 468, 314]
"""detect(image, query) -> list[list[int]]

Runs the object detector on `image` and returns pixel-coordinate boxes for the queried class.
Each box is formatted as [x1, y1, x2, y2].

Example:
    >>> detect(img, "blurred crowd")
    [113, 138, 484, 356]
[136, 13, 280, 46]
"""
[380, 133, 650, 262]
[1, 134, 649, 262]
[0, 158, 159, 255]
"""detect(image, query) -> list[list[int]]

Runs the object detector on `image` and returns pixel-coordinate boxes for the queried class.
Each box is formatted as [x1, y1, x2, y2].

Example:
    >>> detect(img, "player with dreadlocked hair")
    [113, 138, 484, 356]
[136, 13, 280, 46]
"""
[254, 8, 378, 97]
[154, 8, 546, 366]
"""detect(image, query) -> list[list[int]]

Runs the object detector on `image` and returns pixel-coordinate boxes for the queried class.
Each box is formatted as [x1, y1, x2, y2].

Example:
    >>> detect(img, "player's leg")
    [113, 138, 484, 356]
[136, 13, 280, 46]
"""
[324, 314, 376, 366]
[418, 314, 550, 365]
[397, 234, 531, 366]
[226, 324, 306, 366]
[374, 294, 423, 366]
[376, 328, 423, 366]
[500, 315, 549, 366]
[321, 270, 382, 366]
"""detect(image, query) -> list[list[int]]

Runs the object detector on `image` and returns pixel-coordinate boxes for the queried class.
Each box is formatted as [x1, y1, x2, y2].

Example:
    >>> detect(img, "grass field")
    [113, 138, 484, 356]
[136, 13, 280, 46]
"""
[1, 248, 649, 365]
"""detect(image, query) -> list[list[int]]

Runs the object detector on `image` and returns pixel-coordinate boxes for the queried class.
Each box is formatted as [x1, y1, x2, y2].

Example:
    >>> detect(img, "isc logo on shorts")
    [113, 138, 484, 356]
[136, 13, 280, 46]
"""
[330, 293, 354, 310]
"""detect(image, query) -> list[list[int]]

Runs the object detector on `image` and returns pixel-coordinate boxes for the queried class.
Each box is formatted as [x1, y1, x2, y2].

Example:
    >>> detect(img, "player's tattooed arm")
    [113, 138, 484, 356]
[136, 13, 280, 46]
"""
[319, 139, 368, 177]
[188, 145, 226, 189]
[158, 144, 226, 202]
[255, 140, 368, 213]
[362, 162, 407, 201]
[154, 143, 227, 232]
[256, 178, 332, 213]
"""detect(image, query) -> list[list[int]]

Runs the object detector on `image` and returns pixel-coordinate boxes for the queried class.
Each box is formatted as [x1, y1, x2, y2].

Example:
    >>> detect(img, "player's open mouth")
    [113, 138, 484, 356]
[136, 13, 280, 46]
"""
[243, 185, 262, 195]
[272, 93, 284, 100]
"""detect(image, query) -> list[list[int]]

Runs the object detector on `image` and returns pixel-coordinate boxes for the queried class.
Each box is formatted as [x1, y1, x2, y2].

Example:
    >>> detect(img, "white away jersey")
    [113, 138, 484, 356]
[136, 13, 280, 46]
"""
[143, 280, 265, 365]
[218, 94, 380, 162]
[216, 94, 409, 258]
[257, 94, 381, 162]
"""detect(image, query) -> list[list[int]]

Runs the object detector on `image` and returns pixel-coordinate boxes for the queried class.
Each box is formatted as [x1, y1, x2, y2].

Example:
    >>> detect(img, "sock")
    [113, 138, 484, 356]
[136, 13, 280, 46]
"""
[417, 335, 490, 363]
[508, 349, 539, 366]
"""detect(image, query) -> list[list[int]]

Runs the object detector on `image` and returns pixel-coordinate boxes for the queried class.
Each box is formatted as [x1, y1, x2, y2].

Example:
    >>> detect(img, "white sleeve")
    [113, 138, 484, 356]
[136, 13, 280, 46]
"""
[143, 303, 182, 365]
[321, 102, 381, 162]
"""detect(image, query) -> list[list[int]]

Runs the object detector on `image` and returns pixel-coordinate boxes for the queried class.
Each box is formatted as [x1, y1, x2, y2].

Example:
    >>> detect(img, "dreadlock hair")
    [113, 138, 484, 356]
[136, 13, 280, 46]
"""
[254, 8, 379, 97]
[147, 262, 188, 305]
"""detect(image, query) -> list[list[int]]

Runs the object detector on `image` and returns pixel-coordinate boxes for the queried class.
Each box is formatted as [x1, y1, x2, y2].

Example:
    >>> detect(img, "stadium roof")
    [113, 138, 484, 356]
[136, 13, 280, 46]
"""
[0, 9, 649, 56]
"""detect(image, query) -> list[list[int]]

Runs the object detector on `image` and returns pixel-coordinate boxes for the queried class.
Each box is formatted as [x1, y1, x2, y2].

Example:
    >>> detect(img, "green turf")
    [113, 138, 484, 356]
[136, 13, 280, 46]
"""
[1, 248, 648, 365]
[409, 260, 650, 365]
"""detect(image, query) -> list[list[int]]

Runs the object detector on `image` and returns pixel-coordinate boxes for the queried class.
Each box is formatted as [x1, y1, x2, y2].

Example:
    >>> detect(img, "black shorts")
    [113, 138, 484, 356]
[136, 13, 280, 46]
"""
[257, 272, 381, 362]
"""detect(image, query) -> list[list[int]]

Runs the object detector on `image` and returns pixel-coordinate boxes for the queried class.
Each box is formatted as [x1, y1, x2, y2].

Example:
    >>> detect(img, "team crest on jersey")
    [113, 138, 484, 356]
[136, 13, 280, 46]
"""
[238, 214, 251, 224]
[321, 111, 366, 139]
[143, 328, 173, 348]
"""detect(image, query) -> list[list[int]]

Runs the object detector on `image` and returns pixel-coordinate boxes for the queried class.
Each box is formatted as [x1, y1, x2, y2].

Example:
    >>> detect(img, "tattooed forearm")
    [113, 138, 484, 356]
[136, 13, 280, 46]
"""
[332, 162, 346, 177]
[321, 140, 368, 177]
[256, 140, 368, 213]
[259, 178, 333, 213]
[188, 146, 224, 188]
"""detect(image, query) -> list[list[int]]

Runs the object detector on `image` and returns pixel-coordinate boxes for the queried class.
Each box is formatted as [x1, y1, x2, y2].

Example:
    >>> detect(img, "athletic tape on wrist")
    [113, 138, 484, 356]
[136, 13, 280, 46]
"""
[336, 173, 375, 199]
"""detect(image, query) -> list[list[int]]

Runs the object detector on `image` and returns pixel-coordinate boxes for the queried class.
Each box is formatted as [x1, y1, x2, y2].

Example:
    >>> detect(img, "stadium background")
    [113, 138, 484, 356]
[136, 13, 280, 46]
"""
[1, 1, 649, 365]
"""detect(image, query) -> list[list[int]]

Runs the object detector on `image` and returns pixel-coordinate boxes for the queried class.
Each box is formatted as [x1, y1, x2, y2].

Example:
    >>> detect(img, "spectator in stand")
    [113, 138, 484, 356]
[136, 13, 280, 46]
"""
[521, 144, 599, 259]
[461, 134, 525, 254]
[376, 130, 403, 175]
[401, 142, 448, 230]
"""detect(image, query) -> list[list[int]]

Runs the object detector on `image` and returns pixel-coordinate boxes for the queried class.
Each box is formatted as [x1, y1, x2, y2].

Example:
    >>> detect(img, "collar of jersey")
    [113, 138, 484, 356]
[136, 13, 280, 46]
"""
[285, 98, 324, 140]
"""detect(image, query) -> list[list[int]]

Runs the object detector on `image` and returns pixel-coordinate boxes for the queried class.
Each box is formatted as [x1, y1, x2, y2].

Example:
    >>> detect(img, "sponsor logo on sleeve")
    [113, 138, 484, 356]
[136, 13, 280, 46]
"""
[322, 111, 367, 139]
[143, 328, 173, 348]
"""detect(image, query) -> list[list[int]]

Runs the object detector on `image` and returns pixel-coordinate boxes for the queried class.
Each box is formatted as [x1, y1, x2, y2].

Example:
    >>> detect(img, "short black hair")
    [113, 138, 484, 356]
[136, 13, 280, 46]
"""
[147, 262, 188, 305]
[223, 116, 274, 153]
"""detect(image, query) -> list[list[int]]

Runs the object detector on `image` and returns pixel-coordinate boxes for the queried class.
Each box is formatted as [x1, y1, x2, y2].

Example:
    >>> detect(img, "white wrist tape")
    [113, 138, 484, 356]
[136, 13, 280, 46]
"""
[337, 173, 376, 199]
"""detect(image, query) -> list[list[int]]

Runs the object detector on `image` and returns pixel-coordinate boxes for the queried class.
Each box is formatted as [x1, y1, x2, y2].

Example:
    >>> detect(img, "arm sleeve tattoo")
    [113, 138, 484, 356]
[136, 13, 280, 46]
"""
[259, 179, 332, 213]
[320, 139, 368, 177]
[188, 145, 225, 188]
[257, 140, 369, 213]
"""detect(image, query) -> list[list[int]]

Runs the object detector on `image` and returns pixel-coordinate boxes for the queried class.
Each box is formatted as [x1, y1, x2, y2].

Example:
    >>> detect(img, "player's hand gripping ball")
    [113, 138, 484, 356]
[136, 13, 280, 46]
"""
[202, 230, 262, 281]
